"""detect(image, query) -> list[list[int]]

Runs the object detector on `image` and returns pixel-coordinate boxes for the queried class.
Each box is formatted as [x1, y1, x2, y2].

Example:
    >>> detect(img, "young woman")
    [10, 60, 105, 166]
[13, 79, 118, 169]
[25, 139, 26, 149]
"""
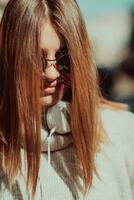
[0, 0, 134, 199]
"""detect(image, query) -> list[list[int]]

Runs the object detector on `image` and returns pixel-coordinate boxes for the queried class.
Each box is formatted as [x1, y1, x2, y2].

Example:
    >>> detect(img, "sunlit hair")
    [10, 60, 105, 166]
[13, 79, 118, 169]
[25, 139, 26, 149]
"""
[0, 0, 125, 198]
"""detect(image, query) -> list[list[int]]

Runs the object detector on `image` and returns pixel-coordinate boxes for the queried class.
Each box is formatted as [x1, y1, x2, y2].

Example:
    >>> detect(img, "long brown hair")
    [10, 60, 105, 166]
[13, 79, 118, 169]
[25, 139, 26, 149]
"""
[0, 0, 103, 197]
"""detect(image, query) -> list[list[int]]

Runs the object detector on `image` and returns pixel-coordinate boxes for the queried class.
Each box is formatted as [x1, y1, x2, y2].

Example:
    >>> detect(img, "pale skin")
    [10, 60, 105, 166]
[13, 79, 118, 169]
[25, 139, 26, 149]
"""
[40, 20, 67, 107]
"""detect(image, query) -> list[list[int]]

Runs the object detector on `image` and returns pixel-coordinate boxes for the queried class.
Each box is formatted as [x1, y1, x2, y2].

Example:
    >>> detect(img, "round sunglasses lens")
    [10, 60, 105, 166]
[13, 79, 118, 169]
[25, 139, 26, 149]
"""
[58, 54, 70, 73]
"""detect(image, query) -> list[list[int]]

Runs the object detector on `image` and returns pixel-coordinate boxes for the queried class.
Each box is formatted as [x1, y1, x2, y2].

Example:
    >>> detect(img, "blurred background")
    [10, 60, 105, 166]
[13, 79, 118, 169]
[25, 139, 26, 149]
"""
[0, 0, 134, 112]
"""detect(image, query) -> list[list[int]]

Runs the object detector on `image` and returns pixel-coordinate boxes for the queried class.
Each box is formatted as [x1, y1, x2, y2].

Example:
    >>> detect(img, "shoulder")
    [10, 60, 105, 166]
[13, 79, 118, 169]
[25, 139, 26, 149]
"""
[101, 108, 134, 140]
[101, 108, 134, 175]
[101, 108, 134, 155]
[101, 108, 134, 149]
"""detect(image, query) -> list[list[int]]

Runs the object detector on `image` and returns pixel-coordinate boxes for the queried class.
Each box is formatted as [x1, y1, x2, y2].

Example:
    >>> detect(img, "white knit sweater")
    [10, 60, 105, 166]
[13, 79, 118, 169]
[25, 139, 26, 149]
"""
[0, 108, 134, 200]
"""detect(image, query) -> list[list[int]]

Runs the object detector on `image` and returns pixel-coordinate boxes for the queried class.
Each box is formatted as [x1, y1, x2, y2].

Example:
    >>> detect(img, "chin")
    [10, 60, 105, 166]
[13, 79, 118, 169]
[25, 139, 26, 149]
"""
[40, 95, 62, 107]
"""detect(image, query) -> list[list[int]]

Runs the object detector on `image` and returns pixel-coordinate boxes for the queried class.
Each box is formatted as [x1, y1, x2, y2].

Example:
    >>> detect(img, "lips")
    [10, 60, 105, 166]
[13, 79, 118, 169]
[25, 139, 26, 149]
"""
[43, 81, 63, 95]
[44, 86, 56, 95]
[42, 77, 66, 96]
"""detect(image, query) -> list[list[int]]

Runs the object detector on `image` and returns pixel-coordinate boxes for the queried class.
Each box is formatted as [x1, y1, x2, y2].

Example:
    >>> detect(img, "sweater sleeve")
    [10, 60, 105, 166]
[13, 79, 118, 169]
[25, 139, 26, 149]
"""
[0, 172, 14, 200]
[0, 168, 23, 200]
[102, 109, 134, 199]
[122, 111, 134, 199]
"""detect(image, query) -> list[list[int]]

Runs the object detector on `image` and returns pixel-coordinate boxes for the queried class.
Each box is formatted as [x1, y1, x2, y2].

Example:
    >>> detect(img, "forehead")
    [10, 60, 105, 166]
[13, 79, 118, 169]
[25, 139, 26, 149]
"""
[40, 21, 65, 52]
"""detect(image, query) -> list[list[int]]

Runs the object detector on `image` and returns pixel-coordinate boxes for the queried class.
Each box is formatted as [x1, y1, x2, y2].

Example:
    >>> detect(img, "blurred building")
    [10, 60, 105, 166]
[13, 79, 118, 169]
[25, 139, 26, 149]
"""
[78, 0, 134, 67]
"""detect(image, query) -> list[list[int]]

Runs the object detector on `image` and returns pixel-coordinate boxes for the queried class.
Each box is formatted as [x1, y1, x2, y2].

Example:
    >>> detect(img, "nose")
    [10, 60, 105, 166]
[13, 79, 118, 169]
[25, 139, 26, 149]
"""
[44, 61, 60, 82]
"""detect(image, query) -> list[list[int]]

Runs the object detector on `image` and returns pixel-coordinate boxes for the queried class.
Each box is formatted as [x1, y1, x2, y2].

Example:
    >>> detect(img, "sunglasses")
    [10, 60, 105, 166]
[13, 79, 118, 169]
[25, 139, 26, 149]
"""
[41, 48, 71, 87]
[41, 49, 71, 74]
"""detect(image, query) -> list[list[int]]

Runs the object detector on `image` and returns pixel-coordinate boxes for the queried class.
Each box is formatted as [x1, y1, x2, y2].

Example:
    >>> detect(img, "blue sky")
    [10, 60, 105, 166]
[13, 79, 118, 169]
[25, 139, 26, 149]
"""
[77, 0, 134, 18]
